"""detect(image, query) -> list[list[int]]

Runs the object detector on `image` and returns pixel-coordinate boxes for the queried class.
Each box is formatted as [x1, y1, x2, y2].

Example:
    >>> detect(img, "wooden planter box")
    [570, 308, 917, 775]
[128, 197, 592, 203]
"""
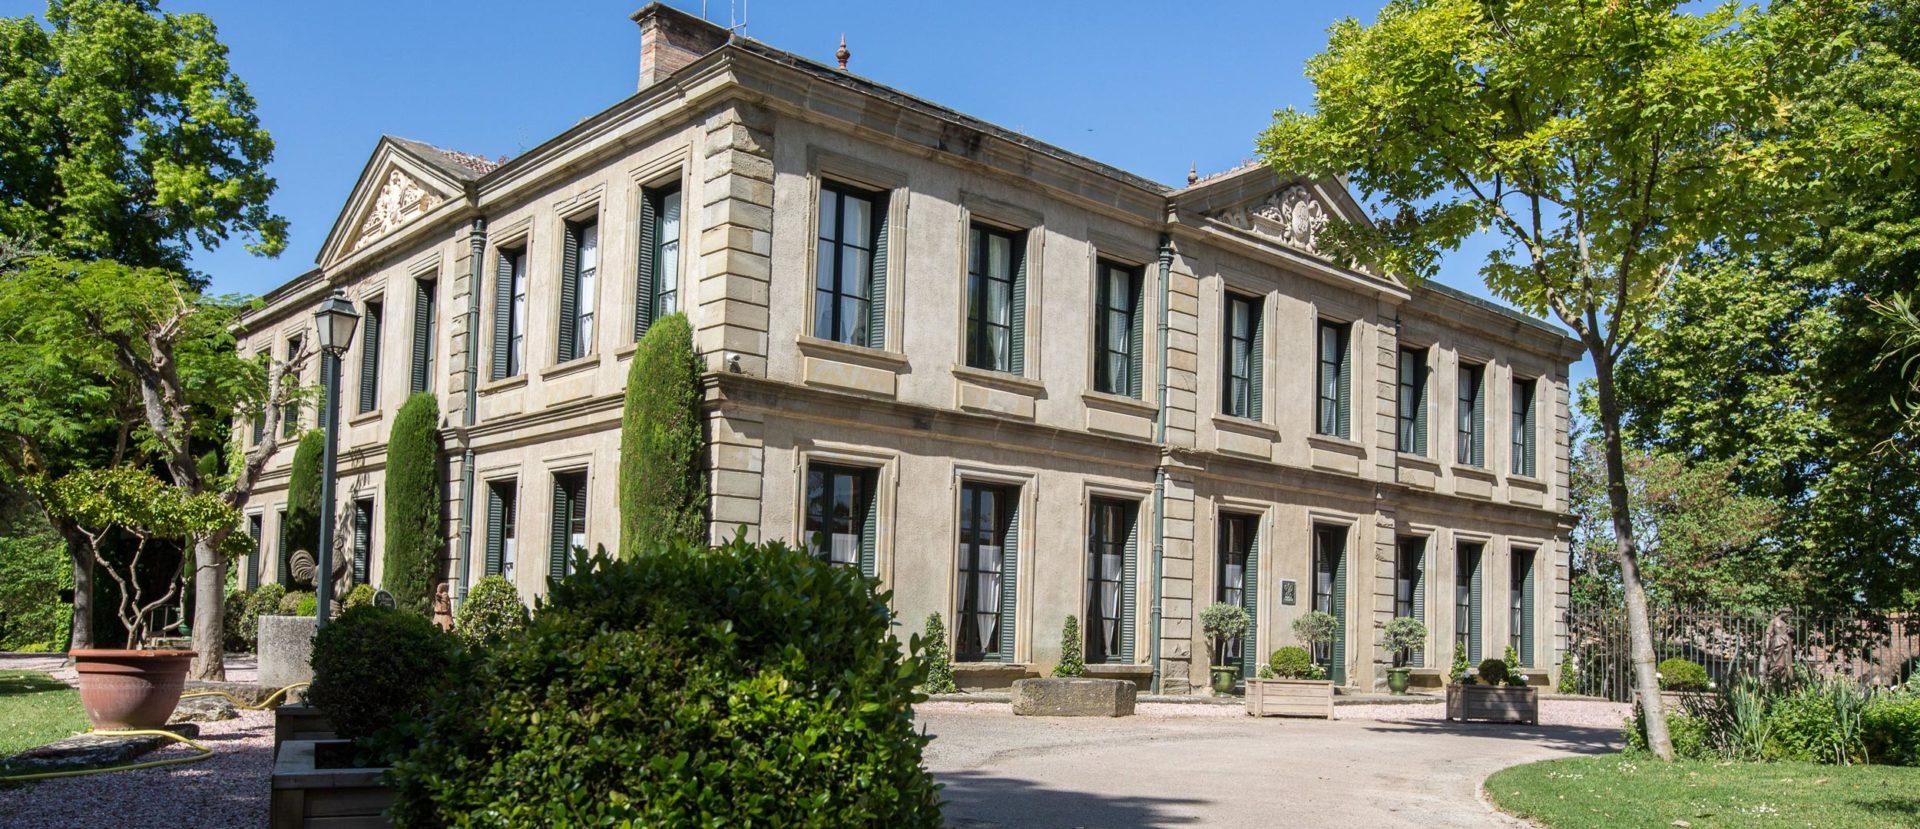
[1245, 678, 1334, 719]
[270, 739, 393, 829]
[1446, 683, 1539, 724]
[274, 703, 337, 752]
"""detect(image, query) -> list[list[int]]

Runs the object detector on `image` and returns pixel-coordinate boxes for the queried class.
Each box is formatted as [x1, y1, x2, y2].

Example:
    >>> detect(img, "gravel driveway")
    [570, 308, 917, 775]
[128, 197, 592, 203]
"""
[920, 698, 1629, 829]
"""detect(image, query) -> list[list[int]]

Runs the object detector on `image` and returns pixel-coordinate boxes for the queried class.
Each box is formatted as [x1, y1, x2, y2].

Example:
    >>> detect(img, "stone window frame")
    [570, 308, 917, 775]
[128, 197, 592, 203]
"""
[791, 444, 898, 580]
[1302, 509, 1360, 677]
[483, 218, 535, 388]
[946, 464, 1037, 665]
[801, 148, 908, 355]
[351, 283, 387, 420]
[628, 156, 691, 344]
[954, 191, 1044, 380]
[1395, 340, 1434, 458]
[551, 194, 607, 370]
[1078, 480, 1154, 666]
[1214, 270, 1274, 427]
[1208, 497, 1273, 673]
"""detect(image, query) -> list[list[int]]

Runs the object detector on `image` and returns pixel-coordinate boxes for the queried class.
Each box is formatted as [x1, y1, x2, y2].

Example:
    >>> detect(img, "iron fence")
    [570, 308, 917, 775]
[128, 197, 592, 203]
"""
[1565, 602, 1920, 701]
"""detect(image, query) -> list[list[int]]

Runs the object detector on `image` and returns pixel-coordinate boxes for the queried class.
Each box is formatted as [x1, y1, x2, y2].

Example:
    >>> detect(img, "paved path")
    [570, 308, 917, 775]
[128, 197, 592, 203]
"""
[920, 701, 1624, 828]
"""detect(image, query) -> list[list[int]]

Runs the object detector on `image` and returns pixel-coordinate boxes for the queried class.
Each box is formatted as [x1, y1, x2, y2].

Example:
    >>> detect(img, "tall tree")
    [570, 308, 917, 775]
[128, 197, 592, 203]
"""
[282, 430, 322, 585]
[618, 313, 706, 556]
[1259, 0, 1775, 758]
[0, 0, 286, 270]
[383, 393, 442, 616]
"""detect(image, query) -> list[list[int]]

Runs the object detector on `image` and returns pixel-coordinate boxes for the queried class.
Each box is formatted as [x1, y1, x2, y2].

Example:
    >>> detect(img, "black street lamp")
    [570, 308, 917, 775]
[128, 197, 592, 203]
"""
[311, 290, 359, 630]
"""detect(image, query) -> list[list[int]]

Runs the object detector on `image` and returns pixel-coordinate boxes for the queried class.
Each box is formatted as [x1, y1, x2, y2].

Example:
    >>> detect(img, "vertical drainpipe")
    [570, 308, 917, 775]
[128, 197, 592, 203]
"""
[1150, 232, 1173, 693]
[455, 216, 487, 603]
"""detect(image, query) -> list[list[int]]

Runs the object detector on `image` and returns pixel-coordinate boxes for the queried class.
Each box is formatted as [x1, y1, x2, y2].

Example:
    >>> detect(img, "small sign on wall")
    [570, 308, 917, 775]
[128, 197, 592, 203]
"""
[1280, 579, 1298, 606]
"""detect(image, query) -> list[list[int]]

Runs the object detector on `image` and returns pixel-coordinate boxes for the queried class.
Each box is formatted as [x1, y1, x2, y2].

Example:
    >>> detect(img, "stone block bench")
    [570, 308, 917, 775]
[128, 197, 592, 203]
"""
[1010, 677, 1136, 717]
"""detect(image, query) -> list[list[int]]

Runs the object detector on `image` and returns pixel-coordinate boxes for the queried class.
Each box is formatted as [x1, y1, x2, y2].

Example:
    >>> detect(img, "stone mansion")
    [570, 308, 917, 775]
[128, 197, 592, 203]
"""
[232, 4, 1579, 694]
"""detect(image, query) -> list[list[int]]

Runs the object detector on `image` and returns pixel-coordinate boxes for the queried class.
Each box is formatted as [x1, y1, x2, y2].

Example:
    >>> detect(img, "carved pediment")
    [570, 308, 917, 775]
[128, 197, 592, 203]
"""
[1209, 185, 1330, 255]
[350, 168, 444, 252]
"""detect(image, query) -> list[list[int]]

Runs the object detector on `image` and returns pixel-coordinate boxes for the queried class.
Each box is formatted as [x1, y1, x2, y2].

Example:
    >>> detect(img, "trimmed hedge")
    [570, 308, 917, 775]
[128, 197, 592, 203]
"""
[1266, 646, 1316, 679]
[617, 313, 706, 556]
[453, 575, 527, 646]
[283, 431, 324, 586]
[1053, 616, 1084, 677]
[383, 393, 443, 615]
[307, 606, 461, 752]
[342, 583, 375, 610]
[1658, 657, 1710, 692]
[389, 537, 941, 827]
[921, 613, 956, 693]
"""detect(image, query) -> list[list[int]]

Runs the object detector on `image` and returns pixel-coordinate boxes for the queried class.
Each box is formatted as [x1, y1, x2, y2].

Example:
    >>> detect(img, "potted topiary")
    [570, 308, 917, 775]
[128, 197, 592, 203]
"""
[1245, 645, 1333, 718]
[1650, 657, 1713, 711]
[1446, 653, 1539, 724]
[1200, 602, 1251, 694]
[1291, 610, 1339, 682]
[1382, 617, 1428, 695]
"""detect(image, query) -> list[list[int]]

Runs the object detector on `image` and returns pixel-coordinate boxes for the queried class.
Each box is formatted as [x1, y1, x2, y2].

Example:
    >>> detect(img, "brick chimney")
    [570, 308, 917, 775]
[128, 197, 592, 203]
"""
[632, 3, 731, 91]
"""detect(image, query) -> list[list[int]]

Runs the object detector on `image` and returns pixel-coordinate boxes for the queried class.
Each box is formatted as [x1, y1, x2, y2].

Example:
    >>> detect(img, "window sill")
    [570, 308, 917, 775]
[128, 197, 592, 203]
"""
[950, 363, 1044, 395]
[1451, 463, 1498, 482]
[796, 335, 909, 370]
[1508, 473, 1548, 491]
[1306, 432, 1366, 455]
[347, 409, 383, 427]
[1083, 663, 1154, 678]
[540, 354, 603, 381]
[1396, 452, 1441, 472]
[952, 661, 1030, 673]
[1081, 390, 1156, 417]
[479, 373, 529, 395]
[1212, 413, 1278, 439]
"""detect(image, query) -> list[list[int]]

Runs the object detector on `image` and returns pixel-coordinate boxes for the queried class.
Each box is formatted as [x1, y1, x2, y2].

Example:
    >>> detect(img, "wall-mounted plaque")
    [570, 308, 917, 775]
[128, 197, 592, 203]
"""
[1280, 579, 1298, 606]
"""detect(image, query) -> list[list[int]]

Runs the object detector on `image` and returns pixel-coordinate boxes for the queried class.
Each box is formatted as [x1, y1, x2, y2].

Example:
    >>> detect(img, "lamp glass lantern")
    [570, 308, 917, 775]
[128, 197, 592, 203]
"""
[313, 291, 361, 354]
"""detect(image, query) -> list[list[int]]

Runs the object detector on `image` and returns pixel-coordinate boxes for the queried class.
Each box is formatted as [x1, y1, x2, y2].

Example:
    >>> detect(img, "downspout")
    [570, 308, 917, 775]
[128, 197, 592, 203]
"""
[1150, 232, 1173, 693]
[455, 216, 487, 602]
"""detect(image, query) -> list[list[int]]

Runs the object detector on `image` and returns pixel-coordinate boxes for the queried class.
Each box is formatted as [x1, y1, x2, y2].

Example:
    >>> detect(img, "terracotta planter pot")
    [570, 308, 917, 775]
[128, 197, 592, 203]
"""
[70, 648, 196, 731]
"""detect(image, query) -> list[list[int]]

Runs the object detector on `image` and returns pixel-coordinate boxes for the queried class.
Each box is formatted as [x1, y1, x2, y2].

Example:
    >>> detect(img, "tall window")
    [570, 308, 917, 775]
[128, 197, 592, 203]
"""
[1458, 363, 1485, 466]
[1312, 527, 1346, 676]
[815, 183, 882, 347]
[1456, 542, 1483, 663]
[351, 499, 374, 586]
[550, 472, 586, 579]
[252, 350, 266, 444]
[966, 224, 1020, 373]
[1086, 498, 1136, 664]
[493, 247, 528, 379]
[1511, 549, 1535, 666]
[356, 300, 382, 414]
[1394, 536, 1426, 667]
[486, 480, 517, 580]
[558, 220, 598, 362]
[636, 184, 682, 337]
[956, 483, 1014, 661]
[1397, 346, 1428, 454]
[1316, 320, 1350, 438]
[805, 464, 874, 570]
[281, 335, 303, 436]
[1223, 294, 1262, 419]
[410, 278, 436, 394]
[1217, 513, 1258, 667]
[1094, 260, 1142, 397]
[245, 514, 262, 590]
[276, 508, 289, 585]
[1511, 378, 1537, 477]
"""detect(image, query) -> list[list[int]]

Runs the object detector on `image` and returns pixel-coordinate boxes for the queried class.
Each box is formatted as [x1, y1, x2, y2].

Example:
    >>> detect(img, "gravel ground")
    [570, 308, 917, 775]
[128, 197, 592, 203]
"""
[0, 708, 273, 829]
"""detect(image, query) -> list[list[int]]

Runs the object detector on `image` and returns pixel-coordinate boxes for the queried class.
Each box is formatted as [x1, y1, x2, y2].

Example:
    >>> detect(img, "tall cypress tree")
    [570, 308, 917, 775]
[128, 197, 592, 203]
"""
[618, 313, 706, 557]
[282, 430, 324, 586]
[383, 393, 443, 615]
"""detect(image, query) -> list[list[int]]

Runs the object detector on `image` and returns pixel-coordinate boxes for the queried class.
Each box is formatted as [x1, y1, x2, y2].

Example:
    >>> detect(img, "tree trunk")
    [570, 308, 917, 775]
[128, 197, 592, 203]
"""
[189, 535, 226, 681]
[64, 530, 92, 655]
[1592, 348, 1673, 760]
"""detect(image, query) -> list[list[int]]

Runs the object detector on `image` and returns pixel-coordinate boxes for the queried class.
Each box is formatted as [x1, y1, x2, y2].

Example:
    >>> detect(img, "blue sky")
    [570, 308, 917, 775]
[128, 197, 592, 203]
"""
[9, 0, 1564, 369]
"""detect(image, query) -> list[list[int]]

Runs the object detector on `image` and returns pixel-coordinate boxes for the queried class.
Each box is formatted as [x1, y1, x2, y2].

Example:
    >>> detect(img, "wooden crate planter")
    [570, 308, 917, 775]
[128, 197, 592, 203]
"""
[1245, 678, 1334, 718]
[1446, 683, 1539, 724]
[271, 739, 393, 829]
[274, 703, 337, 752]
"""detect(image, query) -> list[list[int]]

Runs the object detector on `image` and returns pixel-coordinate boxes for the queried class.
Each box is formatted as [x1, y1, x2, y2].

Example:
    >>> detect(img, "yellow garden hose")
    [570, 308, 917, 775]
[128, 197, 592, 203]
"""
[0, 682, 308, 783]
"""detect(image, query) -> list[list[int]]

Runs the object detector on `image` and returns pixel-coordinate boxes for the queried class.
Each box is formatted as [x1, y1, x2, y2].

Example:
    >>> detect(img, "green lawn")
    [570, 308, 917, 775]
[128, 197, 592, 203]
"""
[1488, 754, 1920, 828]
[0, 670, 88, 757]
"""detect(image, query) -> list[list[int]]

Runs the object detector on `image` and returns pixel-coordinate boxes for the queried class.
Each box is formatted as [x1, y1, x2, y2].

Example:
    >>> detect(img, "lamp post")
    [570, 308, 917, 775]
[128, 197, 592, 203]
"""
[311, 290, 360, 630]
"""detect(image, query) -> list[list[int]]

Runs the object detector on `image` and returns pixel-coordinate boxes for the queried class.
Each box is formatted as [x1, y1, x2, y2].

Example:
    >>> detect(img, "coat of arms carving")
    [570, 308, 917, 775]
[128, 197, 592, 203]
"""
[352, 169, 443, 251]
[1213, 185, 1330, 255]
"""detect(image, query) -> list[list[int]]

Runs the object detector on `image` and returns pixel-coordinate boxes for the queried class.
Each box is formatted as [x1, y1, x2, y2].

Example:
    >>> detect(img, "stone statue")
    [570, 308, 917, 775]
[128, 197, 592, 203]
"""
[431, 582, 454, 630]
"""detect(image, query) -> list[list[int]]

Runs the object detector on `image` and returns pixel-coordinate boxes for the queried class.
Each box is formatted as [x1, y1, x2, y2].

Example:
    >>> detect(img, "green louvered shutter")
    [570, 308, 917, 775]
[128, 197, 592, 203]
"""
[866, 198, 888, 350]
[351, 502, 370, 586]
[1127, 273, 1144, 399]
[1008, 235, 1027, 376]
[557, 225, 581, 363]
[1519, 552, 1536, 667]
[1241, 526, 1260, 679]
[1119, 504, 1138, 662]
[1471, 373, 1486, 467]
[549, 479, 570, 584]
[1335, 325, 1352, 438]
[485, 486, 505, 577]
[858, 481, 878, 580]
[1250, 306, 1265, 420]
[1468, 550, 1484, 664]
[246, 518, 261, 590]
[491, 254, 513, 380]
[357, 303, 381, 413]
[997, 497, 1020, 661]
[634, 191, 658, 340]
[276, 512, 289, 585]
[1331, 544, 1348, 685]
[410, 280, 433, 394]
[1412, 355, 1429, 456]
[1411, 546, 1427, 667]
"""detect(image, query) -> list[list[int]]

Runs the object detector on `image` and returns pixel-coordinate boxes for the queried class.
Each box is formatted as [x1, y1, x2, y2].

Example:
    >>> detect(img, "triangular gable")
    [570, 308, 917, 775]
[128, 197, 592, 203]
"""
[1173, 165, 1395, 285]
[315, 137, 470, 267]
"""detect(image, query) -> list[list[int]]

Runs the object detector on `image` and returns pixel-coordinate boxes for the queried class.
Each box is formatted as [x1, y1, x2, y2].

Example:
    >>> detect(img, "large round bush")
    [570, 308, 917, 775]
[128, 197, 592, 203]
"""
[1266, 646, 1315, 679]
[389, 537, 942, 827]
[307, 606, 462, 748]
[452, 575, 528, 646]
[1657, 657, 1710, 692]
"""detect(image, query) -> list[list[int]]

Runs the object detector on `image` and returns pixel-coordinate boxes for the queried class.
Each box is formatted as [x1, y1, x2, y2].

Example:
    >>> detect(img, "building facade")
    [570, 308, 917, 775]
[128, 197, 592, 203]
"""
[233, 4, 1580, 694]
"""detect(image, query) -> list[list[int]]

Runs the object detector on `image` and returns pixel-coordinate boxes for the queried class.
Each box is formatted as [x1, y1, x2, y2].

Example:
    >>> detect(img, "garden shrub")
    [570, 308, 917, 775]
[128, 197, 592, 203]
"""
[1626, 708, 1715, 760]
[277, 590, 315, 616]
[1658, 657, 1710, 692]
[1200, 602, 1250, 666]
[1556, 651, 1577, 694]
[222, 590, 252, 652]
[1863, 695, 1920, 766]
[452, 575, 527, 646]
[1451, 647, 1474, 684]
[307, 605, 462, 753]
[1267, 646, 1316, 679]
[0, 509, 71, 651]
[1053, 616, 1084, 677]
[388, 537, 942, 827]
[1764, 676, 1870, 764]
[1478, 658, 1510, 686]
[618, 312, 706, 555]
[921, 613, 957, 693]
[242, 582, 285, 642]
[384, 393, 443, 616]
[342, 583, 375, 610]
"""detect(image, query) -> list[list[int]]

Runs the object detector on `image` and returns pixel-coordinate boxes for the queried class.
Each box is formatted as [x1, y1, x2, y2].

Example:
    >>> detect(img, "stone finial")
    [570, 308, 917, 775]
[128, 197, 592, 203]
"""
[1187, 163, 1199, 185]
[836, 34, 850, 70]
